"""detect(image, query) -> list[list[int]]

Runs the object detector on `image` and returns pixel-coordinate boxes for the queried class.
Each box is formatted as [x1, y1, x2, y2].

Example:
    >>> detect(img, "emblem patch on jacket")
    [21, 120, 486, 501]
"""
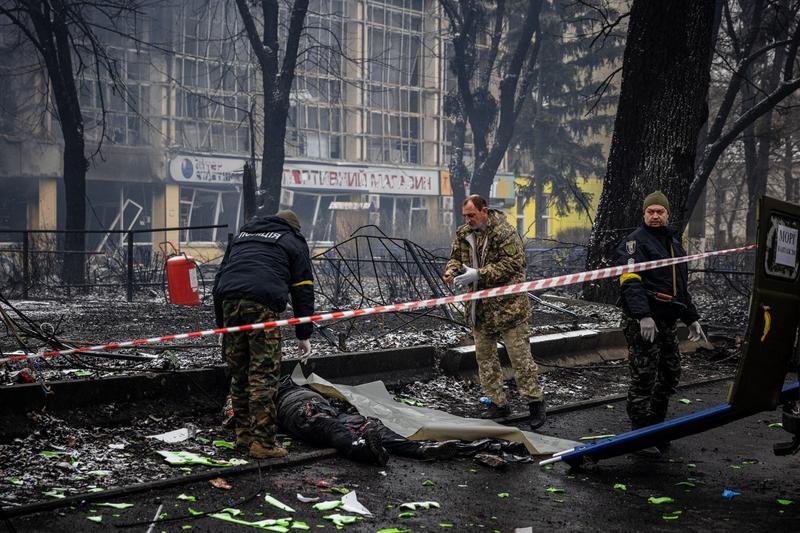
[625, 240, 636, 254]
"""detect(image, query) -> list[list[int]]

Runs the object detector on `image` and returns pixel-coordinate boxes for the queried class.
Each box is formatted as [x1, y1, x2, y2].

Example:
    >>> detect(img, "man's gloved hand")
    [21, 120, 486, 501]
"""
[687, 321, 707, 342]
[298, 339, 312, 363]
[639, 317, 658, 343]
[454, 266, 479, 291]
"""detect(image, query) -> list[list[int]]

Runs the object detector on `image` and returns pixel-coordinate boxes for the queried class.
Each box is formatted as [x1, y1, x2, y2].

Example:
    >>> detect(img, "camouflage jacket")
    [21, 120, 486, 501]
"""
[446, 209, 530, 334]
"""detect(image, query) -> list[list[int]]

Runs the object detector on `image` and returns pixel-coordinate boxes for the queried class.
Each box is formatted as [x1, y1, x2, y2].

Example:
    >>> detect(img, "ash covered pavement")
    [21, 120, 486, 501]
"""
[4, 379, 798, 532]
[3, 292, 796, 532]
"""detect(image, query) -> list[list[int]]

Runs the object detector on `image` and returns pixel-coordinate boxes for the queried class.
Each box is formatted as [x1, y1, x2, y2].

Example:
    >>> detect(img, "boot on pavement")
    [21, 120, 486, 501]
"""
[249, 441, 289, 459]
[480, 403, 511, 419]
[529, 399, 547, 430]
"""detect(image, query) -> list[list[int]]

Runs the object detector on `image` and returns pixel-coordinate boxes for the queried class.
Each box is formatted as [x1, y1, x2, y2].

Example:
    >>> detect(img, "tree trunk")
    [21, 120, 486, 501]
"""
[242, 162, 256, 222]
[448, 109, 468, 233]
[784, 131, 796, 203]
[62, 138, 87, 286]
[584, 0, 716, 303]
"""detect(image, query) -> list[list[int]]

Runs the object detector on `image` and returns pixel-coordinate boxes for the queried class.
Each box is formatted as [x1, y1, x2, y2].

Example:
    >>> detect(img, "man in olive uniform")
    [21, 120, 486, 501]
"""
[444, 194, 546, 429]
[615, 191, 707, 437]
[213, 209, 314, 459]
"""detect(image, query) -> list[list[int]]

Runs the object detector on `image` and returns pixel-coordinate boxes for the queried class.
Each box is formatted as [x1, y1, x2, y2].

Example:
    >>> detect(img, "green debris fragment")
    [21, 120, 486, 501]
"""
[606, 404, 615, 409]
[741, 459, 758, 465]
[395, 397, 425, 407]
[545, 487, 565, 494]
[282, 440, 293, 448]
[322, 514, 359, 527]
[468, 468, 477, 474]
[291, 522, 311, 530]
[777, 499, 794, 506]
[687, 464, 696, 469]
[40, 451, 67, 459]
[195, 436, 210, 444]
[678, 399, 692, 405]
[730, 465, 741, 470]
[181, 526, 192, 530]
[177, 494, 196, 502]
[542, 464, 553, 471]
[376, 529, 410, 533]
[42, 489, 66, 499]
[179, 467, 193, 474]
[159, 512, 168, 520]
[675, 482, 695, 488]
[7, 478, 23, 486]
[74, 370, 92, 377]
[330, 487, 350, 495]
[209, 512, 291, 531]
[265, 494, 296, 513]
[662, 515, 679, 521]
[648, 496, 675, 505]
[439, 524, 454, 529]
[86, 516, 102, 523]
[156, 450, 247, 468]
[221, 508, 242, 516]
[97, 502, 134, 509]
[213, 440, 235, 449]
[399, 501, 440, 510]
[87, 488, 104, 493]
[422, 479, 434, 486]
[768, 422, 783, 429]
[88, 470, 112, 477]
[398, 511, 415, 519]
[578, 434, 615, 441]
[497, 492, 510, 498]
[187, 508, 204, 516]
[613, 484, 627, 492]
[313, 500, 343, 511]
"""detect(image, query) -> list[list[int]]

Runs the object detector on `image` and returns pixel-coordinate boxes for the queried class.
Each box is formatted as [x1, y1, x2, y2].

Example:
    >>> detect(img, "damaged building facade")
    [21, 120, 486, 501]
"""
[0, 0, 597, 260]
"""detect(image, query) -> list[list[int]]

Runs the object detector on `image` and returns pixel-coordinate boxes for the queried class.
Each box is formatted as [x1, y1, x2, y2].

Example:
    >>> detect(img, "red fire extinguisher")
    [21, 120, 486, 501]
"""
[160, 242, 201, 305]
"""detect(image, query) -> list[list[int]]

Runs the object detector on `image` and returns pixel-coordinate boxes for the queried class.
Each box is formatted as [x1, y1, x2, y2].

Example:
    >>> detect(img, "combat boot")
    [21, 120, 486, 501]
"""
[529, 399, 547, 430]
[480, 403, 511, 419]
[249, 441, 289, 459]
[236, 433, 255, 448]
[347, 428, 389, 466]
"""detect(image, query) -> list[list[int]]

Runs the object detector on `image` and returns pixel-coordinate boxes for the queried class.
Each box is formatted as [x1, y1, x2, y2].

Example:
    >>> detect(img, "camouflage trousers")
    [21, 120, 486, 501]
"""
[222, 299, 282, 445]
[473, 321, 543, 405]
[624, 318, 681, 427]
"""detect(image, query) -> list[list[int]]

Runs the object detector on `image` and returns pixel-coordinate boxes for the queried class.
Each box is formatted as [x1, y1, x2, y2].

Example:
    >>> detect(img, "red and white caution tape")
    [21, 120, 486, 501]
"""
[0, 243, 756, 365]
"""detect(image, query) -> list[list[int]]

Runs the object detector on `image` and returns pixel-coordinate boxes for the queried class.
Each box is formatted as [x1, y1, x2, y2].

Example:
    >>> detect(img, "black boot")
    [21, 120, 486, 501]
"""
[529, 399, 547, 430]
[480, 403, 511, 419]
[347, 428, 389, 466]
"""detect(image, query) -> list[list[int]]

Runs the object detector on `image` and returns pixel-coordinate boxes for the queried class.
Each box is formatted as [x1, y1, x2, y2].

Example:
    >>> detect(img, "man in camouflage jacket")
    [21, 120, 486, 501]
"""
[445, 194, 546, 429]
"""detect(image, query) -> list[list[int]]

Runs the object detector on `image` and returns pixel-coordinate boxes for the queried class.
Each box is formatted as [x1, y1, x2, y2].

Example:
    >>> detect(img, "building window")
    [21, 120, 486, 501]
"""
[179, 187, 241, 244]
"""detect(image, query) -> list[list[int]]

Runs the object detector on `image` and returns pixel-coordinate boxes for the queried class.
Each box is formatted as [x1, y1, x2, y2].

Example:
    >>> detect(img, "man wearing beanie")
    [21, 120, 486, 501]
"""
[213, 207, 314, 459]
[614, 191, 706, 449]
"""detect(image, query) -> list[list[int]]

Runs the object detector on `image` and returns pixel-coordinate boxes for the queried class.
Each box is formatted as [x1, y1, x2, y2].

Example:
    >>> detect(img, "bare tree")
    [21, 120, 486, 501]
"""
[688, 0, 800, 241]
[234, 0, 310, 213]
[584, 0, 718, 302]
[0, 0, 141, 285]
[441, 0, 544, 229]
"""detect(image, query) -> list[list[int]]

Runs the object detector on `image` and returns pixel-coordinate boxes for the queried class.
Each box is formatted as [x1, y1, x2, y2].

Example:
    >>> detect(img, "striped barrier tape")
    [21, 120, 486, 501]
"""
[0, 243, 756, 365]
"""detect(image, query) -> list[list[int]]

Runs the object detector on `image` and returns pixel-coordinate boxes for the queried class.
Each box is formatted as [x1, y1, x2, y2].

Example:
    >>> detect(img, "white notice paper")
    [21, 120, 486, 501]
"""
[775, 224, 798, 267]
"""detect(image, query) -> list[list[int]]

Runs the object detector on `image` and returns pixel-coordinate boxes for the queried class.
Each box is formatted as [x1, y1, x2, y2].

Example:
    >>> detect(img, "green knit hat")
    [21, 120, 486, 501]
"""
[643, 191, 670, 212]
[276, 209, 301, 231]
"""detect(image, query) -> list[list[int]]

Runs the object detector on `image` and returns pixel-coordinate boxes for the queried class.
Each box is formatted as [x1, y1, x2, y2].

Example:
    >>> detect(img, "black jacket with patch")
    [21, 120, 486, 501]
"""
[614, 224, 699, 325]
[212, 216, 314, 340]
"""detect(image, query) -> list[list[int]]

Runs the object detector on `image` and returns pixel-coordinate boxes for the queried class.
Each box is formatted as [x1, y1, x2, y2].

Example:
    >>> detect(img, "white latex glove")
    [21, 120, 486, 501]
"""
[639, 317, 658, 343]
[454, 266, 479, 291]
[298, 338, 312, 363]
[688, 321, 707, 342]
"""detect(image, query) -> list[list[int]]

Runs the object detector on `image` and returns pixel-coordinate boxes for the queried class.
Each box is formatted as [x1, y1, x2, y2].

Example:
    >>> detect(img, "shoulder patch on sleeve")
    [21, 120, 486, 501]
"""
[625, 240, 636, 254]
[503, 243, 517, 255]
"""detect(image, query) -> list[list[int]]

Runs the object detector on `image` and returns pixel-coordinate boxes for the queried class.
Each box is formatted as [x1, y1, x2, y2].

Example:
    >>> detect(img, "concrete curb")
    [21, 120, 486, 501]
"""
[0, 330, 630, 415]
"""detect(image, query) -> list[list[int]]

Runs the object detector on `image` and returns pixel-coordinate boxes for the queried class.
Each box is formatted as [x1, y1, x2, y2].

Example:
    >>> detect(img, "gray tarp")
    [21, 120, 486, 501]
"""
[291, 365, 579, 456]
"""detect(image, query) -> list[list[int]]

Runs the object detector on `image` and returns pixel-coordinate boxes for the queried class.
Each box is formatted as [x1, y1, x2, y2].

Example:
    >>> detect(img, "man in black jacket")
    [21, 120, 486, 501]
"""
[213, 209, 314, 459]
[615, 191, 707, 435]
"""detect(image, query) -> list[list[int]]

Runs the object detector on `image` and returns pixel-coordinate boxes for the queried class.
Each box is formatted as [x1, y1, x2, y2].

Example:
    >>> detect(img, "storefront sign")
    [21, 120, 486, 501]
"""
[169, 155, 243, 185]
[282, 163, 439, 196]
